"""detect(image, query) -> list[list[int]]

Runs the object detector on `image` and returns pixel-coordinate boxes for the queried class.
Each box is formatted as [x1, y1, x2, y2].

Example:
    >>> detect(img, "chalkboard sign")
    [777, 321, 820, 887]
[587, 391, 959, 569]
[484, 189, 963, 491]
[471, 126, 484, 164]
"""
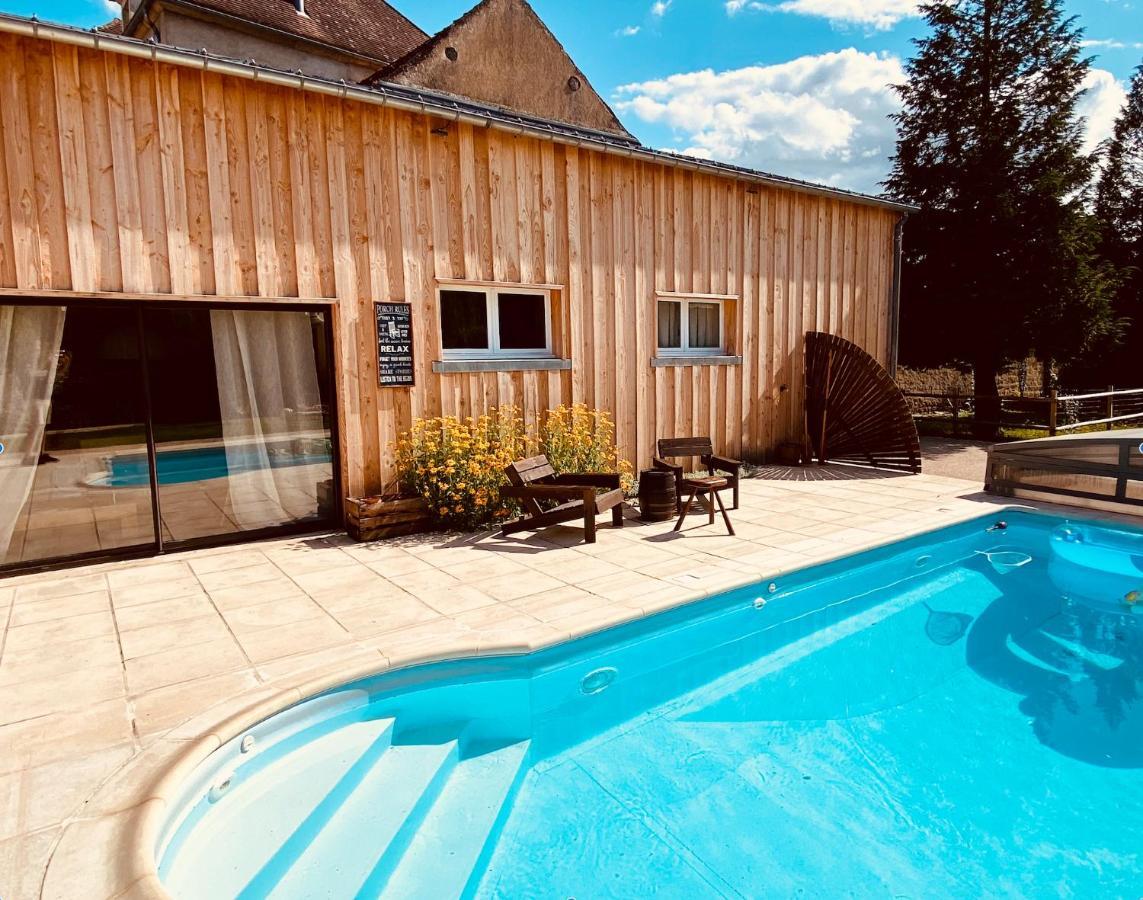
[375, 303, 415, 387]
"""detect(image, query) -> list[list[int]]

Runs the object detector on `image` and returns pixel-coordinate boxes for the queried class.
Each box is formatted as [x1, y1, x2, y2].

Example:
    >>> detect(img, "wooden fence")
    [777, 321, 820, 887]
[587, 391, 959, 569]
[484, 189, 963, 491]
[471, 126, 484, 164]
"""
[902, 386, 1143, 437]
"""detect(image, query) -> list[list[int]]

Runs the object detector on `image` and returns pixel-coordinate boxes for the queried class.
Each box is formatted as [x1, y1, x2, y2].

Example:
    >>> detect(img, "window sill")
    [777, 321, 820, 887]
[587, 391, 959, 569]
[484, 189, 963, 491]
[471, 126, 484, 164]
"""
[432, 358, 572, 374]
[651, 355, 742, 368]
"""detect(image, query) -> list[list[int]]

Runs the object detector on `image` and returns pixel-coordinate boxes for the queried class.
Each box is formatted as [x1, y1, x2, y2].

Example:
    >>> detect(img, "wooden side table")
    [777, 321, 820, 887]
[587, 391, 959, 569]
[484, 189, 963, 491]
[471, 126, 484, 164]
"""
[673, 476, 735, 535]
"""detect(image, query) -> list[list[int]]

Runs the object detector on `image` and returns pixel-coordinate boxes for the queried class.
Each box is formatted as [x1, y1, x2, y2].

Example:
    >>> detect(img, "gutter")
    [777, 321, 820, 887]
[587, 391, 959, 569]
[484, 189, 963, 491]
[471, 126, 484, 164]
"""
[0, 13, 917, 216]
[888, 212, 909, 376]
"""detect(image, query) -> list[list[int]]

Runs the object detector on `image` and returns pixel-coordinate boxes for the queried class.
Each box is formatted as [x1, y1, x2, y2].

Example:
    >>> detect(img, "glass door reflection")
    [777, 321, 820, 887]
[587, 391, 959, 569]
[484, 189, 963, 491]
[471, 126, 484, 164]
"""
[1, 306, 156, 566]
[143, 307, 336, 545]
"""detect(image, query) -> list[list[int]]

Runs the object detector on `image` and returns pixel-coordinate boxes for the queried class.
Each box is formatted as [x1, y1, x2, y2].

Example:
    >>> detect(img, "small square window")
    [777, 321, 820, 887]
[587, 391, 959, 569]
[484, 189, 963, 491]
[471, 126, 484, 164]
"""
[439, 285, 552, 358]
[657, 297, 724, 356]
[497, 292, 547, 350]
[689, 302, 721, 350]
[440, 290, 489, 351]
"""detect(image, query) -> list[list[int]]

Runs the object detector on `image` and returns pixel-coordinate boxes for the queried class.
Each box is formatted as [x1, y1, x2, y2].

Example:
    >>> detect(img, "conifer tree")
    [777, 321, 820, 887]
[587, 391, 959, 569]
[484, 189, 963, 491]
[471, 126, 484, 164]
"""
[887, 0, 1118, 436]
[1094, 65, 1143, 382]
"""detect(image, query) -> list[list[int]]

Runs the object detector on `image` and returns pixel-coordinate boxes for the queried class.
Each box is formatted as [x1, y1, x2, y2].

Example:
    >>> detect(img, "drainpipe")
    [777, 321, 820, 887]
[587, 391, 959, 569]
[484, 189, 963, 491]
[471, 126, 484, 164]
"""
[888, 212, 908, 377]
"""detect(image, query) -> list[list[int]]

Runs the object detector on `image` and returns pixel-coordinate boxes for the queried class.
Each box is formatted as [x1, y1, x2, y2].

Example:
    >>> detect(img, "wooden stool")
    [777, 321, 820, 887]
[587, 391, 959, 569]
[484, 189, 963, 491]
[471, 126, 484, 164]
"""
[673, 476, 735, 535]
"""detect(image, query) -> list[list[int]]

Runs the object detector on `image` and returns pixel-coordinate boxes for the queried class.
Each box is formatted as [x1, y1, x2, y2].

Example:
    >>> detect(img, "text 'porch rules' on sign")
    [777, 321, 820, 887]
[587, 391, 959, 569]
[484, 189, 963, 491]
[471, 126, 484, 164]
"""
[375, 302, 415, 387]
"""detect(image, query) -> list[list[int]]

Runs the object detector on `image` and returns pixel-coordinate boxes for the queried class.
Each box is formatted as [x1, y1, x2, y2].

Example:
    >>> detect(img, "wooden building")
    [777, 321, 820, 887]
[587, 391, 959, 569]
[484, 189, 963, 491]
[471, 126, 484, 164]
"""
[0, 1, 909, 571]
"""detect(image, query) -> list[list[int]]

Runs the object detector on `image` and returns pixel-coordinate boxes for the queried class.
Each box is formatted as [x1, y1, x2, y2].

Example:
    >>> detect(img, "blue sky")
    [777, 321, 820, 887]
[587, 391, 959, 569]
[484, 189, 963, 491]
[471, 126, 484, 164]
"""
[7, 0, 1142, 193]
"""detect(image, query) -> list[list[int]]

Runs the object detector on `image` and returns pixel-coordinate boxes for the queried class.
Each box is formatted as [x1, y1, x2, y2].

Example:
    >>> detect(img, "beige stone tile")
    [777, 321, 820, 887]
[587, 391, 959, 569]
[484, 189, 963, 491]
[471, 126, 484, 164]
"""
[262, 545, 359, 577]
[538, 554, 627, 585]
[0, 634, 122, 686]
[595, 542, 682, 569]
[313, 579, 425, 616]
[0, 827, 60, 900]
[339, 542, 421, 564]
[118, 613, 231, 661]
[331, 595, 441, 638]
[359, 552, 447, 580]
[0, 744, 133, 842]
[474, 621, 572, 653]
[208, 578, 308, 611]
[0, 699, 133, 774]
[507, 584, 612, 621]
[731, 546, 820, 572]
[40, 803, 156, 900]
[547, 603, 646, 637]
[370, 619, 477, 663]
[3, 610, 115, 654]
[131, 669, 262, 738]
[221, 596, 332, 634]
[0, 664, 124, 724]
[235, 617, 349, 664]
[8, 590, 111, 627]
[578, 570, 680, 605]
[388, 568, 464, 603]
[195, 562, 286, 592]
[12, 572, 107, 603]
[438, 554, 531, 582]
[291, 564, 386, 598]
[112, 593, 215, 632]
[451, 604, 541, 631]
[255, 645, 384, 684]
[124, 638, 249, 694]
[105, 561, 193, 590]
[109, 575, 205, 608]
[417, 584, 499, 616]
[185, 549, 273, 576]
[467, 570, 566, 603]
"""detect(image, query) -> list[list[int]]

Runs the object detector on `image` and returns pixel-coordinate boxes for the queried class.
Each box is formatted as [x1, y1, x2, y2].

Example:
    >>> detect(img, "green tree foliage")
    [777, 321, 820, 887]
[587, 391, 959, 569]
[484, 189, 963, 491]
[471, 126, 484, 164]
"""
[1092, 65, 1143, 383]
[887, 0, 1119, 435]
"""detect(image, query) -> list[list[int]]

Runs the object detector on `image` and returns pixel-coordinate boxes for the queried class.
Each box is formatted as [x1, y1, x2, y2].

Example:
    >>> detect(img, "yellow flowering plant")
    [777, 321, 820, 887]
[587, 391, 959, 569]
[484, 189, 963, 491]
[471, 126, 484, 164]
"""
[395, 403, 632, 530]
[541, 404, 634, 494]
[394, 407, 530, 529]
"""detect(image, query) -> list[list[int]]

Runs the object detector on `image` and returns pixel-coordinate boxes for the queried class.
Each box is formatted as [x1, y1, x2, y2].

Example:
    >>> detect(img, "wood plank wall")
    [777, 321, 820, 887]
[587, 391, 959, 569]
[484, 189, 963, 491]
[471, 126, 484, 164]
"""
[0, 34, 900, 497]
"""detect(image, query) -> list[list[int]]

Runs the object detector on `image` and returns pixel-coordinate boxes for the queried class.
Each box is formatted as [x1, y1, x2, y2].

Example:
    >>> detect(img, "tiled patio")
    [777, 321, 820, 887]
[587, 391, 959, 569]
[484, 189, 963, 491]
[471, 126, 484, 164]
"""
[2, 469, 1025, 898]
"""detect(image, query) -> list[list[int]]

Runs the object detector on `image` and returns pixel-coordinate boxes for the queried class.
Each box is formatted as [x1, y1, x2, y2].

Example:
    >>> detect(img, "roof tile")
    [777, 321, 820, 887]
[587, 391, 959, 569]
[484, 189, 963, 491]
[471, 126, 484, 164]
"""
[144, 0, 426, 65]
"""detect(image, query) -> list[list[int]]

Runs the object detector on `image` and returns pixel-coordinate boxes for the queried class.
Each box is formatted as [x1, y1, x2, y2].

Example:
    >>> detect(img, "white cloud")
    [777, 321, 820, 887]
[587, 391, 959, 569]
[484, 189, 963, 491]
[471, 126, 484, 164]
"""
[651, 0, 672, 18]
[726, 0, 919, 30]
[616, 49, 906, 193]
[99, 0, 122, 14]
[617, 55, 1129, 194]
[1080, 38, 1143, 50]
[615, 25, 641, 37]
[1077, 68, 1128, 154]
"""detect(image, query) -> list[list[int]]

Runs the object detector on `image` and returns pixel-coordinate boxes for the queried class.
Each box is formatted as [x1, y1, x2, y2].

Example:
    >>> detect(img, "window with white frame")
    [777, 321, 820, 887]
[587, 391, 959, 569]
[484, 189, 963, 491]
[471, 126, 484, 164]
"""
[657, 297, 724, 356]
[439, 285, 552, 359]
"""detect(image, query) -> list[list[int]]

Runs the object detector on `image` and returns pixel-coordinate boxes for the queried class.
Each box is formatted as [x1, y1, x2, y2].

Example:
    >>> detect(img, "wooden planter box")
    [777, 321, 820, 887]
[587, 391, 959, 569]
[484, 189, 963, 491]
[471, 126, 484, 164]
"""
[345, 494, 433, 542]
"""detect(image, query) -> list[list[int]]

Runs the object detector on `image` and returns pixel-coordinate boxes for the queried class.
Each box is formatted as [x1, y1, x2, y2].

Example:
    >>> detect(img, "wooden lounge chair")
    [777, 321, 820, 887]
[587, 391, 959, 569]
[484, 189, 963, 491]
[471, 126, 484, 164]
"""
[499, 455, 625, 544]
[653, 436, 742, 510]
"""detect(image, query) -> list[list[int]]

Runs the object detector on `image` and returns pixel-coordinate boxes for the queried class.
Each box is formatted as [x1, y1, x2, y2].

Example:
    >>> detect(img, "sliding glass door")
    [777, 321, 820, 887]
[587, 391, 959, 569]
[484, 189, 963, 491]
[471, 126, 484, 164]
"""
[143, 307, 336, 546]
[0, 306, 156, 566]
[0, 301, 338, 571]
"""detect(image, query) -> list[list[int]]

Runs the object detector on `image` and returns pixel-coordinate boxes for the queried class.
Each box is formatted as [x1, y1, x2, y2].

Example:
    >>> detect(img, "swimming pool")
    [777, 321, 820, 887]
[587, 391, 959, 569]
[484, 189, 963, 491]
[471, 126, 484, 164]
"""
[90, 441, 332, 487]
[156, 510, 1143, 898]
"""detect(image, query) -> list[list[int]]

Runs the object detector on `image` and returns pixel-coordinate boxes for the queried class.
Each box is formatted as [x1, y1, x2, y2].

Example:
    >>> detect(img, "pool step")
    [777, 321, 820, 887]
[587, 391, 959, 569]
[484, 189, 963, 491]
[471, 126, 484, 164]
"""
[264, 738, 460, 899]
[162, 717, 395, 899]
[376, 739, 532, 900]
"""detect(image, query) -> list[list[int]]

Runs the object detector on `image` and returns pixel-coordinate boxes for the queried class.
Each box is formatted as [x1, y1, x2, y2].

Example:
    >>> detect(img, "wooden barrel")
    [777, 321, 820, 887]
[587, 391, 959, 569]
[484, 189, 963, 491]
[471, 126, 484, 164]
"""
[638, 469, 677, 522]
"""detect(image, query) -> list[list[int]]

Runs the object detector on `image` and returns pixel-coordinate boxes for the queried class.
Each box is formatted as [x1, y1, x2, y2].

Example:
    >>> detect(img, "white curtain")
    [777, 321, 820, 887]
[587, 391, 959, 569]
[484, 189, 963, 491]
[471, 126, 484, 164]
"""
[210, 309, 323, 531]
[0, 306, 65, 560]
[658, 300, 681, 349]
[689, 302, 720, 349]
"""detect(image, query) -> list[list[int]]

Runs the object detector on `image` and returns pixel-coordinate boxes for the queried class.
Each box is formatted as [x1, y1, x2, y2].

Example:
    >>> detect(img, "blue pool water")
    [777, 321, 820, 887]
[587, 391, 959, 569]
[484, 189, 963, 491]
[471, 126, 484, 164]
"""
[93, 442, 331, 487]
[156, 510, 1143, 898]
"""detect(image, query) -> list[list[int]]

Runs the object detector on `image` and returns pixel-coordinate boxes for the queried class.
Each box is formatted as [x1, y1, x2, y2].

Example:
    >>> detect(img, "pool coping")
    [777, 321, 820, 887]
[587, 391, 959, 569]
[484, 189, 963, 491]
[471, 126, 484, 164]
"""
[40, 498, 1139, 899]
